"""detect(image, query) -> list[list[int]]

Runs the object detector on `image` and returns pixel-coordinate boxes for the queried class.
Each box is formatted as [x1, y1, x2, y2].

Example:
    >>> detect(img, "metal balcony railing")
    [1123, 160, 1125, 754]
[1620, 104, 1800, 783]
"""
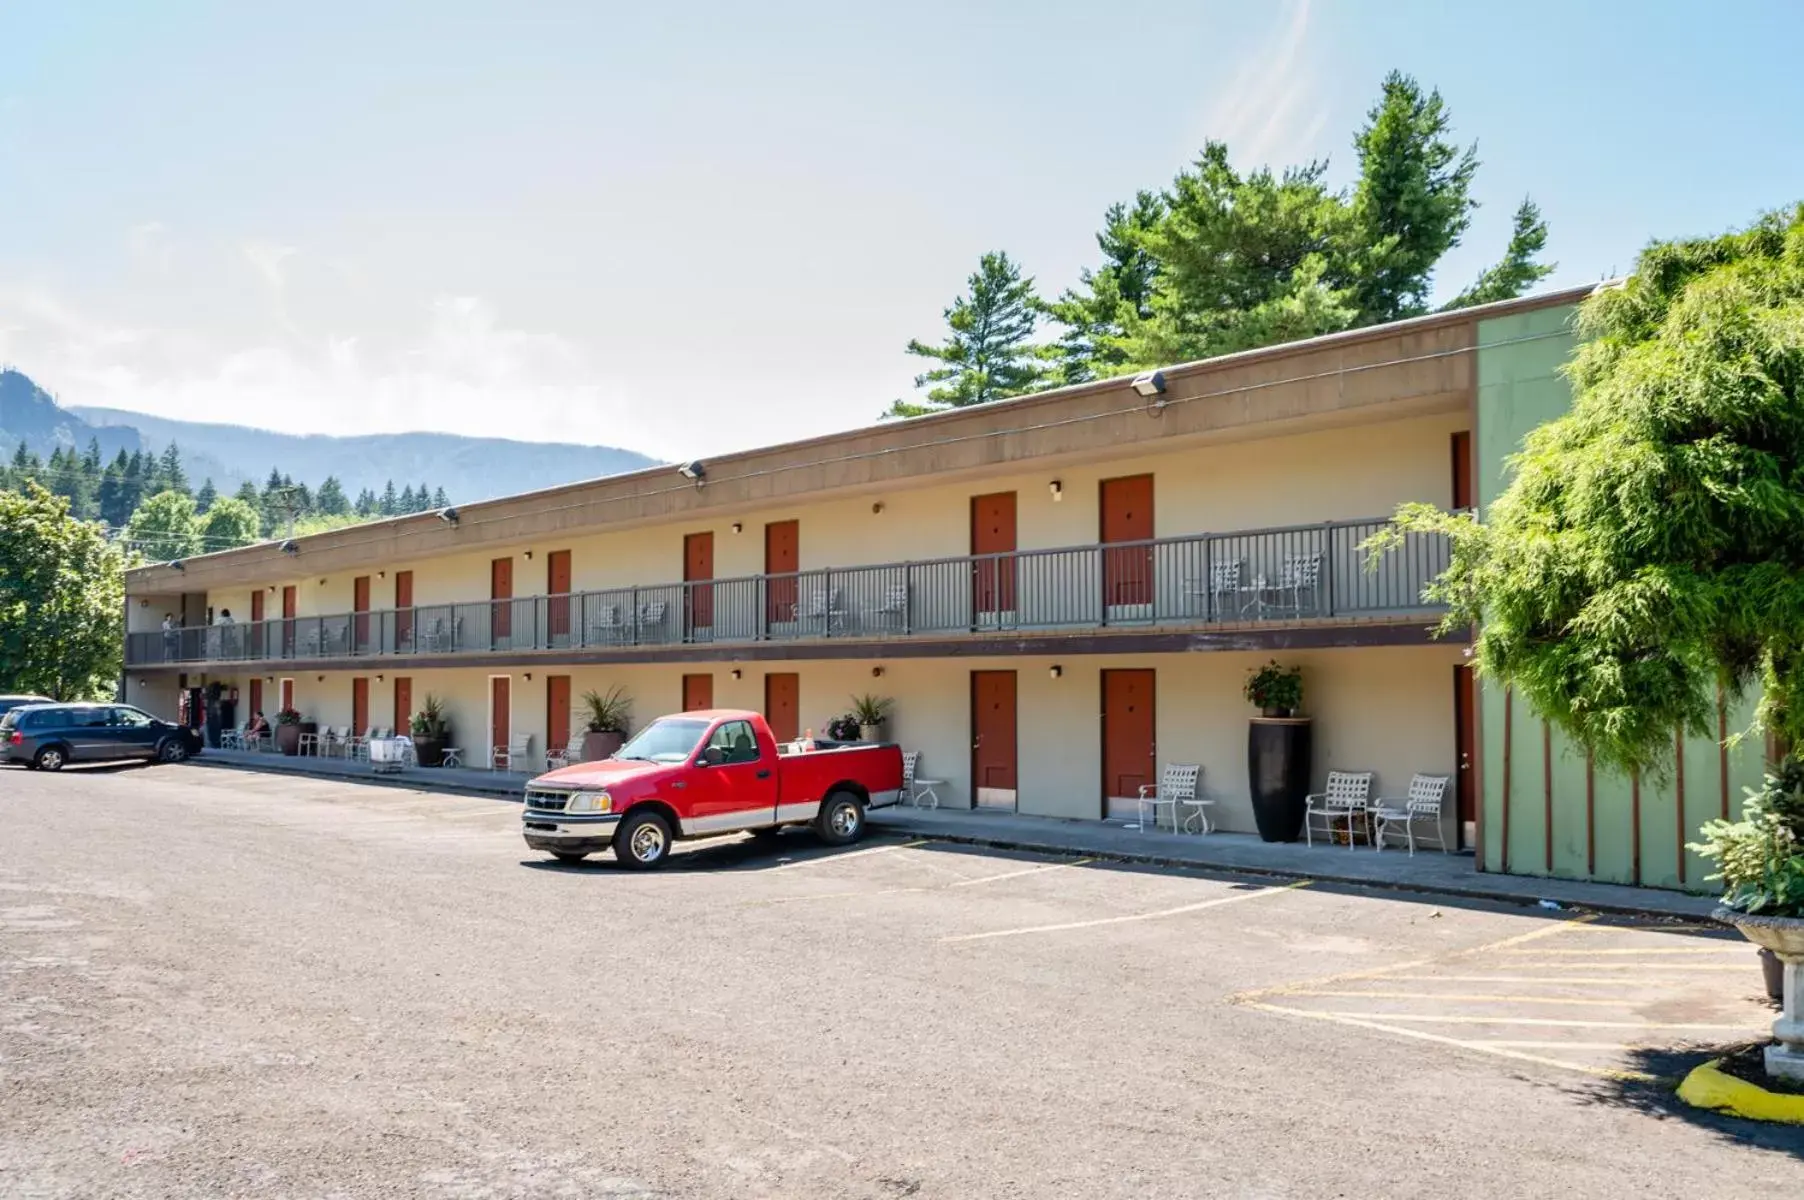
[124, 516, 1450, 667]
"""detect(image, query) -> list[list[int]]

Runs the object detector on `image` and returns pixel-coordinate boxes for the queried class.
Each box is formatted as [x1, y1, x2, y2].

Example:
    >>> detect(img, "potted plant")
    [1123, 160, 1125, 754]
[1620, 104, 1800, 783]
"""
[1693, 762, 1804, 1085]
[1244, 661, 1311, 842]
[850, 694, 893, 742]
[579, 686, 631, 762]
[274, 707, 306, 756]
[826, 714, 862, 744]
[409, 694, 450, 767]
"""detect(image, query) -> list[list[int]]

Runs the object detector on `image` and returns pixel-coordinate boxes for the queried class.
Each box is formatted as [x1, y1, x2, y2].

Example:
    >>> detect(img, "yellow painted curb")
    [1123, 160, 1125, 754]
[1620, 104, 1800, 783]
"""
[1677, 1060, 1804, 1125]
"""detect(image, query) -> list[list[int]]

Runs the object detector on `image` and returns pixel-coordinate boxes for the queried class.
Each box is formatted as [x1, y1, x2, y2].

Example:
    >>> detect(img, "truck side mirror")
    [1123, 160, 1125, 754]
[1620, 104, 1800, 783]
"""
[700, 746, 725, 767]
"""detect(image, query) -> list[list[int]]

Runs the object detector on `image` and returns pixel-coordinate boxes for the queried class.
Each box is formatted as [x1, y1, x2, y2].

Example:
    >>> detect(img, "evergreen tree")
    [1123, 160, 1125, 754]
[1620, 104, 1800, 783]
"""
[97, 452, 132, 527]
[1445, 198, 1555, 309]
[1042, 191, 1165, 386]
[414, 482, 431, 513]
[432, 487, 449, 508]
[354, 488, 376, 517]
[194, 477, 218, 513]
[156, 443, 188, 495]
[888, 251, 1049, 417]
[82, 437, 102, 474]
[233, 480, 262, 507]
[399, 484, 417, 513]
[315, 475, 349, 516]
[380, 480, 398, 516]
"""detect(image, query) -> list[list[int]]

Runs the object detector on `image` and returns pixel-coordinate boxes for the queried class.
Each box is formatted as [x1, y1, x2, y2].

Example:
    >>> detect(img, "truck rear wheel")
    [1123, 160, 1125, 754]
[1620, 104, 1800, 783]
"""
[613, 810, 673, 870]
[814, 790, 866, 846]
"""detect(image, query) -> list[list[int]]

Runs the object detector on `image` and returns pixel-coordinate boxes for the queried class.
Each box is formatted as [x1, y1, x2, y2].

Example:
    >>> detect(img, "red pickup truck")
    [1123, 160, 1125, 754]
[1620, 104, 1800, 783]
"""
[520, 709, 905, 868]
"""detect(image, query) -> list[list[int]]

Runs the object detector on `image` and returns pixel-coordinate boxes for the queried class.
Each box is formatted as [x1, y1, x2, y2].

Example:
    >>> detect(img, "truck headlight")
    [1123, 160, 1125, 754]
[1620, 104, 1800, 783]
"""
[566, 790, 613, 815]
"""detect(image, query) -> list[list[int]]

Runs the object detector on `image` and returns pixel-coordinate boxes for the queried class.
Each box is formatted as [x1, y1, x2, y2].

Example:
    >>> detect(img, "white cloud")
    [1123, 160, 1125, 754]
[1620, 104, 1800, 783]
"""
[1188, 0, 1330, 170]
[0, 285, 661, 457]
[127, 222, 174, 272]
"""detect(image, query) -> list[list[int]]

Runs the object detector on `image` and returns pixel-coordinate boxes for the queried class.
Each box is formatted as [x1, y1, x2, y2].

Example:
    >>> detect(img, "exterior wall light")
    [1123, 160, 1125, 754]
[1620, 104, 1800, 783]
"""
[1049, 664, 1063, 679]
[438, 507, 460, 525]
[678, 461, 706, 487]
[1131, 369, 1167, 398]
[871, 666, 885, 678]
[280, 540, 299, 555]
[523, 549, 533, 560]
[730, 668, 743, 680]
[871, 502, 884, 515]
[731, 522, 743, 534]
[1049, 480, 1062, 501]
[169, 560, 185, 572]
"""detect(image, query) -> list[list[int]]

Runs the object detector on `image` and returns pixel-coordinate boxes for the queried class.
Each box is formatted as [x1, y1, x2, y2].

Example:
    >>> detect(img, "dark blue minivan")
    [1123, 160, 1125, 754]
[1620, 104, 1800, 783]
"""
[1, 702, 203, 771]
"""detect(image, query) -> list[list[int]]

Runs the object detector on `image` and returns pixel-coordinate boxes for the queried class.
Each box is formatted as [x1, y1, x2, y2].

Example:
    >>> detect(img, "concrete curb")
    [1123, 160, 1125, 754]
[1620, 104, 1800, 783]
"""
[868, 816, 1711, 922]
[187, 755, 524, 804]
[1678, 1060, 1804, 1125]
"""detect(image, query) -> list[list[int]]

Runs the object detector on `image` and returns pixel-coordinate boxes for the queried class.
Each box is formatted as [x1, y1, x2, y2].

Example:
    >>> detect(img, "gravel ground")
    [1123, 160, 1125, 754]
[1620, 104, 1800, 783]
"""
[2, 762, 1799, 1198]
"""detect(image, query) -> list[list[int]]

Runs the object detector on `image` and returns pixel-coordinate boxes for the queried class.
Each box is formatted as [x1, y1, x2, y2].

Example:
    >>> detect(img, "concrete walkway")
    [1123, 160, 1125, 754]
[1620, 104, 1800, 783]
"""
[191, 749, 1720, 921]
[869, 806, 1721, 921]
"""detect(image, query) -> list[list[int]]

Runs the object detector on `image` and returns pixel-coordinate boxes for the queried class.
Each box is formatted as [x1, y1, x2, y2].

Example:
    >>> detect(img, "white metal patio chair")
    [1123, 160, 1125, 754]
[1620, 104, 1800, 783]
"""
[1136, 763, 1209, 834]
[296, 726, 325, 755]
[545, 736, 584, 771]
[1277, 553, 1322, 616]
[1208, 559, 1243, 618]
[591, 604, 625, 645]
[1303, 770, 1374, 847]
[902, 751, 945, 809]
[636, 600, 669, 642]
[872, 582, 910, 632]
[797, 585, 847, 632]
[492, 732, 534, 772]
[220, 724, 245, 750]
[1371, 774, 1452, 855]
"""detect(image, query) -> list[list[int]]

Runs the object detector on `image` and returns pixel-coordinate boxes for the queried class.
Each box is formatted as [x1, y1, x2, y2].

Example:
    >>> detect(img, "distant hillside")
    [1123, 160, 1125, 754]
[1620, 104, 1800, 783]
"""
[0, 370, 142, 461]
[0, 375, 657, 502]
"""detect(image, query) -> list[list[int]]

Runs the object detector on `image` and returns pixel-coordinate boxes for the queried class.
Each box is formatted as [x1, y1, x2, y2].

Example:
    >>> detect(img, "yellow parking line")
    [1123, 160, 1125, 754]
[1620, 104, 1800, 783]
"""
[941, 880, 1307, 944]
[1240, 1001, 1659, 1083]
[947, 859, 1093, 887]
[1288, 990, 1634, 1006]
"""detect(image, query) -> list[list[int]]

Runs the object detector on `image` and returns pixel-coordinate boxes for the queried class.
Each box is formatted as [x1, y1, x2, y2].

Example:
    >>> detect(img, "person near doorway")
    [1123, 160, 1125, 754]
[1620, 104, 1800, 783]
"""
[161, 613, 178, 661]
[215, 608, 236, 657]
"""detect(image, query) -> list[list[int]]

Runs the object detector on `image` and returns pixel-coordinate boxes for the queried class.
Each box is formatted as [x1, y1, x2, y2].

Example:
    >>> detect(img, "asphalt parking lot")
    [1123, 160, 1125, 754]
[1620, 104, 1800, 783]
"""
[3, 762, 1799, 1197]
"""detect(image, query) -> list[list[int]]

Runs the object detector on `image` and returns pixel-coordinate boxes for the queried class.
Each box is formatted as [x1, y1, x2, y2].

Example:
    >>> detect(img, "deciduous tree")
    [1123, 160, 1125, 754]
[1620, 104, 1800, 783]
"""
[124, 489, 201, 562]
[0, 483, 125, 700]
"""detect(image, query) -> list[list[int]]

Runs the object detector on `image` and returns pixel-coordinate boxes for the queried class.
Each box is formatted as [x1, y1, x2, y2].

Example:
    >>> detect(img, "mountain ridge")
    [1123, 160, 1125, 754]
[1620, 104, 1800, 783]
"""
[0, 369, 657, 503]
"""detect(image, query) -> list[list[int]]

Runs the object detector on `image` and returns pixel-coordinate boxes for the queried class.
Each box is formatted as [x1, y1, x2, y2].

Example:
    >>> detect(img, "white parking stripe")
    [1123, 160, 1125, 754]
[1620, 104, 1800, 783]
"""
[947, 859, 1092, 888]
[763, 841, 925, 872]
[940, 880, 1307, 943]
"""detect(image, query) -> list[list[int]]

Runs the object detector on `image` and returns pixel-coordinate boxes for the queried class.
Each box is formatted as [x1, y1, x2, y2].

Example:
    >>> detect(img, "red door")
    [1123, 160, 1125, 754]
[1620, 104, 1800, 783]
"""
[281, 586, 297, 656]
[1102, 669, 1156, 819]
[970, 492, 1017, 619]
[765, 520, 799, 627]
[394, 571, 414, 649]
[393, 676, 413, 735]
[248, 678, 263, 722]
[1451, 431, 1474, 510]
[353, 576, 371, 653]
[547, 675, 571, 757]
[250, 591, 266, 657]
[490, 557, 514, 645]
[685, 532, 715, 636]
[351, 676, 370, 737]
[1455, 664, 1477, 849]
[764, 672, 799, 743]
[547, 550, 572, 643]
[683, 673, 714, 712]
[1101, 475, 1154, 608]
[490, 676, 511, 763]
[971, 670, 1018, 808]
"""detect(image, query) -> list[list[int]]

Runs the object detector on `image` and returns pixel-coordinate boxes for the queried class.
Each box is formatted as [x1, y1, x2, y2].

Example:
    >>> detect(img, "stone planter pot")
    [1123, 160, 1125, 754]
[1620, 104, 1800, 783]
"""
[1247, 717, 1312, 843]
[276, 723, 307, 756]
[582, 730, 624, 762]
[859, 723, 884, 744]
[413, 736, 444, 768]
[1714, 907, 1804, 1085]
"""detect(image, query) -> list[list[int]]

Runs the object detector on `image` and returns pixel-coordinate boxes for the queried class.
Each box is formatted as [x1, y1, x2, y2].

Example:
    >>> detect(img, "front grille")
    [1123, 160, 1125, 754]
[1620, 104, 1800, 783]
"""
[525, 789, 570, 812]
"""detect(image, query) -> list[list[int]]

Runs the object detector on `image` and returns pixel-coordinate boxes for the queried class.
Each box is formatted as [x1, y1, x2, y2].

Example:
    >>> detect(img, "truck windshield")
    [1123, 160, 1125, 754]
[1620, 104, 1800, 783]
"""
[615, 718, 709, 764]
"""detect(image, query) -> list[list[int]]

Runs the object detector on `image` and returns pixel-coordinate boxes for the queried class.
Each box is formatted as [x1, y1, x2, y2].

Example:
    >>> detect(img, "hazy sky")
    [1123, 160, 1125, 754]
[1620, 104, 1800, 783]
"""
[3, 0, 1801, 462]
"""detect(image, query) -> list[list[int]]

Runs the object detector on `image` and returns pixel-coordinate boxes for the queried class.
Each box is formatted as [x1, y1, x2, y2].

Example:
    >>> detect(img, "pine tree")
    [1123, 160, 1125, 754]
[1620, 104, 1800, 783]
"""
[1042, 192, 1165, 386]
[398, 484, 417, 513]
[156, 443, 188, 495]
[354, 488, 376, 516]
[97, 453, 132, 527]
[194, 478, 218, 513]
[413, 482, 431, 513]
[432, 486, 448, 508]
[315, 476, 349, 516]
[380, 480, 398, 516]
[888, 251, 1049, 417]
[234, 479, 262, 507]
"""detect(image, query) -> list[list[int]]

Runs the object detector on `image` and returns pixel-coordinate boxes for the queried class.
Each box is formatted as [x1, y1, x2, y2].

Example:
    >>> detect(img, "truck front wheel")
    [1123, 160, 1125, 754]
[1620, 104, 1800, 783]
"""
[814, 790, 866, 846]
[613, 810, 673, 870]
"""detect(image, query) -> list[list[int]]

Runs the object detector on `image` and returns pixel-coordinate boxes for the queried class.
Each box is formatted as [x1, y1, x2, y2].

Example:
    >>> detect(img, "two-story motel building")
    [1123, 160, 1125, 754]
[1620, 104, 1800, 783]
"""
[129, 284, 1741, 890]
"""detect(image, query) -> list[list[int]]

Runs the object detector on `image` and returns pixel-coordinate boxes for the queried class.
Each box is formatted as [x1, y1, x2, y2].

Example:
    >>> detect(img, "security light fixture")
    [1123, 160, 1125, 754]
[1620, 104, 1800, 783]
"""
[376, 674, 384, 683]
[1049, 480, 1062, 501]
[280, 540, 299, 555]
[523, 549, 533, 560]
[1131, 369, 1167, 398]
[678, 460, 706, 486]
[871, 501, 884, 515]
[438, 507, 460, 526]
[168, 560, 185, 572]
[871, 666, 885, 678]
[730, 668, 743, 681]
[731, 522, 743, 534]
[1049, 664, 1063, 679]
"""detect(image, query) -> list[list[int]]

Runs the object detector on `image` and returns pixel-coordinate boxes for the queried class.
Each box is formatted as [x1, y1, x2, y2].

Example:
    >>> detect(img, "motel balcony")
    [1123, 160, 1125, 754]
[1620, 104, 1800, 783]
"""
[125, 516, 1455, 670]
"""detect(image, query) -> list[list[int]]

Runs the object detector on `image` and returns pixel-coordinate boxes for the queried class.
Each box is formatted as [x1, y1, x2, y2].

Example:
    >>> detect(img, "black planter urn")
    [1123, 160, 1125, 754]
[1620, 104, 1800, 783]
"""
[1247, 717, 1313, 842]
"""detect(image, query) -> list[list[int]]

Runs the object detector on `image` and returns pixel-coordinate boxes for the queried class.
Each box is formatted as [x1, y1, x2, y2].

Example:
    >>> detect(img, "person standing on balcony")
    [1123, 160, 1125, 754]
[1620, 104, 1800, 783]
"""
[161, 613, 178, 662]
[215, 608, 235, 658]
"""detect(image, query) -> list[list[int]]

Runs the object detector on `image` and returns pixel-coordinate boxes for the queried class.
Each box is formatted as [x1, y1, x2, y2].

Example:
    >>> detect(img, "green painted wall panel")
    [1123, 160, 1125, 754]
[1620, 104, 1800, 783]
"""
[1548, 728, 1590, 879]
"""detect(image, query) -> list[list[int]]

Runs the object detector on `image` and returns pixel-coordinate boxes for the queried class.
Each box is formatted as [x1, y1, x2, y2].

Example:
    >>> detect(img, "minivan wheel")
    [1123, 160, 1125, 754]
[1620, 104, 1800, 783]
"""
[157, 738, 190, 763]
[33, 745, 66, 772]
[613, 810, 673, 870]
